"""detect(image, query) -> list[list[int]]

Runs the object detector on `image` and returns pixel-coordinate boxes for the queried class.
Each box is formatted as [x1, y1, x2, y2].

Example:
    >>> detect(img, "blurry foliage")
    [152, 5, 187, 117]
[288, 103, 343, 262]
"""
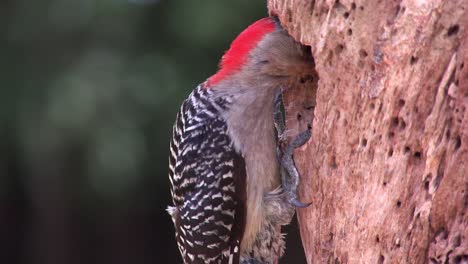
[1, 0, 265, 198]
[0, 1, 305, 263]
[0, 0, 270, 263]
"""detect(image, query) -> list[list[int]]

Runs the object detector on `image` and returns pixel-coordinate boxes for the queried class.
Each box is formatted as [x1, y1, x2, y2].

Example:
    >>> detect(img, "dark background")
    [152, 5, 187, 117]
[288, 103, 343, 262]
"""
[0, 0, 305, 263]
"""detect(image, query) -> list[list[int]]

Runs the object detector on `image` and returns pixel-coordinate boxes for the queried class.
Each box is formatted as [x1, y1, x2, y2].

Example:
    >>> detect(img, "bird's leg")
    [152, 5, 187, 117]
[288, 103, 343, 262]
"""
[273, 89, 312, 209]
[280, 126, 311, 208]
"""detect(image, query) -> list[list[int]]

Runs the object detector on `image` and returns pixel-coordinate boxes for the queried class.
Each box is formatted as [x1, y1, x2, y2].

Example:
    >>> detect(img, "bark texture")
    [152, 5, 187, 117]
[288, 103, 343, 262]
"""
[268, 0, 468, 263]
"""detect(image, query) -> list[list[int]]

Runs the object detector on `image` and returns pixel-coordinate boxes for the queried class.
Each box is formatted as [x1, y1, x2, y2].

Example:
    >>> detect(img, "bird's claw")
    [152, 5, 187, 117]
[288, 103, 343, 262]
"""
[290, 198, 312, 208]
[273, 90, 313, 209]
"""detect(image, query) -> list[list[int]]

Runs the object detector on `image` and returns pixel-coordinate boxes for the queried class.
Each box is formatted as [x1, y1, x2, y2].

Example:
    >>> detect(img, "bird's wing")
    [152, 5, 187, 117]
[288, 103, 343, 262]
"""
[168, 87, 246, 264]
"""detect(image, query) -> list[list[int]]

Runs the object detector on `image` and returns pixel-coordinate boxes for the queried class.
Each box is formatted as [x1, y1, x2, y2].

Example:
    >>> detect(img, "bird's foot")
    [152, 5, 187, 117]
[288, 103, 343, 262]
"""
[280, 126, 312, 208]
[273, 89, 312, 208]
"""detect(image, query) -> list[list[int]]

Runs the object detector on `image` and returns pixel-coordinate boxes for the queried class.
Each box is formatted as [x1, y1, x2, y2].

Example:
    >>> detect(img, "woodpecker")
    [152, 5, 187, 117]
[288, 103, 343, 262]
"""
[167, 17, 314, 264]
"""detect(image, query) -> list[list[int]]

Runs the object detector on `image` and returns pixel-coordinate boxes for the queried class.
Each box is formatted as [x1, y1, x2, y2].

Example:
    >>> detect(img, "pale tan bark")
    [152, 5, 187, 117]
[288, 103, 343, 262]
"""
[268, 0, 468, 263]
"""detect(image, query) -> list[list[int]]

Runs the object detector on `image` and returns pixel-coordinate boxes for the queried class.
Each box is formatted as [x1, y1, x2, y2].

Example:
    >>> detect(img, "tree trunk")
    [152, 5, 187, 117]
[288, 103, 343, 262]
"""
[268, 0, 468, 263]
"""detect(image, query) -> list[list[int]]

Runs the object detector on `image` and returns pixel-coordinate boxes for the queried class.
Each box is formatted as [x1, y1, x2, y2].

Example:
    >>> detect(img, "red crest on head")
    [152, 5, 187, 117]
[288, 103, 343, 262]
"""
[206, 17, 276, 87]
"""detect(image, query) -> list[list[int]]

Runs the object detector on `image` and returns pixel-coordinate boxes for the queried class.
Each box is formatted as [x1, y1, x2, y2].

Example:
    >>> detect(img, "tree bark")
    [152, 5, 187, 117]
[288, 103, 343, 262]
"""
[268, 0, 468, 263]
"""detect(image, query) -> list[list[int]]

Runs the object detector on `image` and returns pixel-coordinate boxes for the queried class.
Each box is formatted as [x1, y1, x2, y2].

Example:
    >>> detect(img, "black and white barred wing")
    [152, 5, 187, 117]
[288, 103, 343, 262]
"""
[168, 87, 246, 264]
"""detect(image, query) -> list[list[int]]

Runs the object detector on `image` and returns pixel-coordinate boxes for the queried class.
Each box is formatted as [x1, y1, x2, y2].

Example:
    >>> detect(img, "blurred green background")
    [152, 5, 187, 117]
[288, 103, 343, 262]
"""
[0, 0, 305, 263]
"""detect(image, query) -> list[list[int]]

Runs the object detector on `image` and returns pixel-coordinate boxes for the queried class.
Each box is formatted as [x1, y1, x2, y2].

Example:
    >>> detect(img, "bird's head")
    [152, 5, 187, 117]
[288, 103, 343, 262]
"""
[206, 17, 314, 88]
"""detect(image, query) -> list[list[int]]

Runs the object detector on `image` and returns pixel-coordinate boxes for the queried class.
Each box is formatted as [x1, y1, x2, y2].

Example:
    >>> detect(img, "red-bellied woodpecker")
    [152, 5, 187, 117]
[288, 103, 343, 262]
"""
[167, 17, 314, 264]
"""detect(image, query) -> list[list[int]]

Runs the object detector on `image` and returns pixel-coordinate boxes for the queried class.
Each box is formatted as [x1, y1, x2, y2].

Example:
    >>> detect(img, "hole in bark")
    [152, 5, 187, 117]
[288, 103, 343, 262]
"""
[351, 2, 356, 9]
[435, 228, 448, 241]
[327, 50, 334, 65]
[359, 49, 368, 58]
[447, 24, 460, 36]
[446, 129, 451, 139]
[378, 103, 383, 113]
[424, 173, 432, 191]
[378, 255, 385, 264]
[404, 146, 410, 153]
[434, 165, 444, 190]
[395, 5, 400, 16]
[383, 181, 387, 187]
[361, 138, 368, 147]
[398, 99, 405, 107]
[453, 235, 461, 247]
[400, 119, 406, 130]
[331, 155, 338, 168]
[454, 255, 468, 263]
[343, 12, 350, 18]
[413, 151, 421, 159]
[461, 62, 464, 69]
[410, 56, 418, 65]
[370, 102, 375, 110]
[287, 8, 293, 22]
[388, 148, 394, 157]
[359, 6, 364, 11]
[395, 239, 401, 248]
[335, 44, 345, 55]
[388, 131, 395, 138]
[347, 28, 353, 36]
[454, 135, 461, 150]
[297, 113, 302, 121]
[309, 0, 316, 15]
[391, 117, 399, 127]
[396, 200, 402, 207]
[376, 235, 380, 243]
[358, 60, 365, 68]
